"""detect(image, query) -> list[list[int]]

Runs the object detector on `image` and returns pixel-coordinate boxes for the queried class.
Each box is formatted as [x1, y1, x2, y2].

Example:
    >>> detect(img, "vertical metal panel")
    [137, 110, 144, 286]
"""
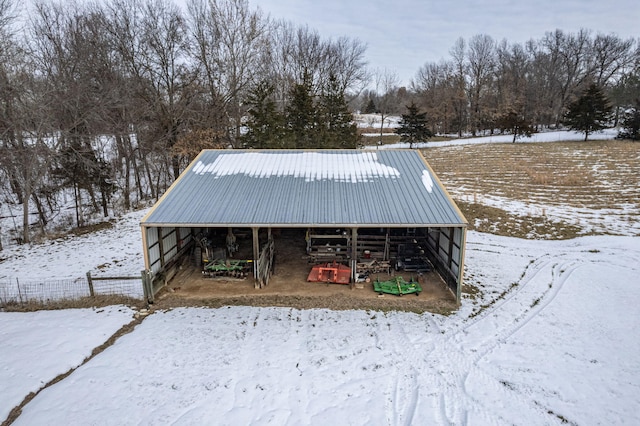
[147, 227, 162, 275]
[147, 226, 158, 245]
[162, 228, 178, 262]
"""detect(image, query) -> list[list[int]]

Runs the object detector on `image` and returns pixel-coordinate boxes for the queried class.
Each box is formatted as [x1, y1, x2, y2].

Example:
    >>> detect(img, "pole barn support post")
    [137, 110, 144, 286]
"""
[252, 227, 260, 289]
[457, 227, 467, 305]
[351, 227, 358, 288]
[157, 228, 165, 269]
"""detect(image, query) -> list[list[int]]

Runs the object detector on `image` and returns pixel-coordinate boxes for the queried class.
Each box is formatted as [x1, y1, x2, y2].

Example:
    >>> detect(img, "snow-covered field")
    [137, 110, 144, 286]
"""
[1, 130, 639, 425]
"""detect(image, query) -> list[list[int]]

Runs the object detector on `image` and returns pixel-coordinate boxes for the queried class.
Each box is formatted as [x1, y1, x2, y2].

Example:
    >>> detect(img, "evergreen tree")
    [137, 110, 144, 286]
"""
[52, 138, 114, 226]
[284, 71, 316, 148]
[497, 110, 535, 143]
[395, 101, 433, 148]
[563, 83, 613, 141]
[363, 98, 376, 114]
[617, 100, 640, 141]
[317, 74, 359, 148]
[242, 80, 284, 148]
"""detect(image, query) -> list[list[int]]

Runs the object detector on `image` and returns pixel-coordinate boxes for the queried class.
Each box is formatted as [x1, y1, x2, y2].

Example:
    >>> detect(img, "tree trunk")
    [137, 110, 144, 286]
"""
[74, 182, 83, 228]
[124, 155, 131, 210]
[131, 143, 145, 202]
[22, 187, 30, 244]
[141, 148, 156, 200]
[378, 113, 386, 148]
[172, 154, 181, 181]
[116, 135, 130, 210]
[31, 192, 48, 229]
[9, 175, 24, 205]
[101, 187, 109, 217]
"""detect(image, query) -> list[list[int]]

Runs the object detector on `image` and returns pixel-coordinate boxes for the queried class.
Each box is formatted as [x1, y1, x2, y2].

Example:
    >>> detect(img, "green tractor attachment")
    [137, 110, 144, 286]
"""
[373, 276, 421, 296]
[203, 259, 253, 278]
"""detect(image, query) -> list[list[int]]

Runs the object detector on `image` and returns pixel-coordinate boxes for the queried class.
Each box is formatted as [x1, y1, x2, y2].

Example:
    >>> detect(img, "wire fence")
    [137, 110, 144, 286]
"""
[0, 274, 144, 307]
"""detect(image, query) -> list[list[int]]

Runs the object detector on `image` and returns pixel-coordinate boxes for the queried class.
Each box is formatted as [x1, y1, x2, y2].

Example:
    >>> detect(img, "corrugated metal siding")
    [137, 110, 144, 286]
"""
[146, 227, 162, 275]
[142, 150, 466, 227]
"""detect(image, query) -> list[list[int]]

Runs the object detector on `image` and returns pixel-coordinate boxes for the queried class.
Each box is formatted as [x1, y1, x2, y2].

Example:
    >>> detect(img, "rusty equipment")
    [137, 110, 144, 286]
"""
[307, 260, 351, 284]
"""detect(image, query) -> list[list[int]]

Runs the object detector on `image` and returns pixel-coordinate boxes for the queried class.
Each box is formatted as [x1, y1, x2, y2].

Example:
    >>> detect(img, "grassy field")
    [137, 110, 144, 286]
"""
[421, 140, 640, 239]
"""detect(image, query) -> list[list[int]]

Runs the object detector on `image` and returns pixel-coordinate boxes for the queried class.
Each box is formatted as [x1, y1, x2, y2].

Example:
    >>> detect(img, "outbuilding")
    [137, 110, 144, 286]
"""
[140, 149, 467, 304]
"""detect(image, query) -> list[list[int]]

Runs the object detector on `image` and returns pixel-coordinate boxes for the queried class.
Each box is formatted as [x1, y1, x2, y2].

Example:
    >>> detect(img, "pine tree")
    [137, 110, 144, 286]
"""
[497, 110, 535, 143]
[284, 71, 316, 148]
[363, 98, 376, 114]
[395, 101, 433, 148]
[243, 80, 284, 148]
[563, 83, 613, 141]
[617, 99, 640, 141]
[317, 74, 359, 149]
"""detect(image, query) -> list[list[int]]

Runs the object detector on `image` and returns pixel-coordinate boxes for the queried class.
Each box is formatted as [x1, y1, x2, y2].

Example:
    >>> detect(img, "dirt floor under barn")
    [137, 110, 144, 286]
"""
[154, 229, 458, 315]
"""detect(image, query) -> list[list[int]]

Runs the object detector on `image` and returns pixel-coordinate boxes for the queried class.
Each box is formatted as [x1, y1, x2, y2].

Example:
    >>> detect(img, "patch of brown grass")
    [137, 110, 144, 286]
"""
[456, 201, 582, 240]
[422, 140, 640, 238]
[46, 221, 114, 241]
[2, 295, 144, 312]
[153, 293, 457, 316]
[70, 221, 114, 236]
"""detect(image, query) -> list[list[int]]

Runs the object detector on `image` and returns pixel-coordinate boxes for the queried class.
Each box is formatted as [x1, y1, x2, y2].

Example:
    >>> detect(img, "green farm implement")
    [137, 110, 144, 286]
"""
[373, 276, 421, 296]
[202, 259, 253, 278]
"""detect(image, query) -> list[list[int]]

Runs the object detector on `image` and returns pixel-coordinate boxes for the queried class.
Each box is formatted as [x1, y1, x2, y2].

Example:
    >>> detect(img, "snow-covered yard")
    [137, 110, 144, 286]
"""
[0, 306, 135, 421]
[1, 130, 639, 425]
[2, 233, 639, 425]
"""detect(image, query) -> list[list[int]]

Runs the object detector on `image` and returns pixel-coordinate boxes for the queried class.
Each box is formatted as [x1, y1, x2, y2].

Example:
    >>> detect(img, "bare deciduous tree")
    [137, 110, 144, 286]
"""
[373, 68, 399, 146]
[467, 34, 495, 135]
[187, 0, 269, 146]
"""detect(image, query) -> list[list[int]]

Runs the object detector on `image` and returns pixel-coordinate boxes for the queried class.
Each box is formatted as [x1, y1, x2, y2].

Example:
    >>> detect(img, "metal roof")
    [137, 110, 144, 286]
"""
[141, 149, 467, 227]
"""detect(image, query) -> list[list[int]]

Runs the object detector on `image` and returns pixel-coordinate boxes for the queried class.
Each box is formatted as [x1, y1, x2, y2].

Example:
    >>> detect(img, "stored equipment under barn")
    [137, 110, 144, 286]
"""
[140, 149, 467, 304]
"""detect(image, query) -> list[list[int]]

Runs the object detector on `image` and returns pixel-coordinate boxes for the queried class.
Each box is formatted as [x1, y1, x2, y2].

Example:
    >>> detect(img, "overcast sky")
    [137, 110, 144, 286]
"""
[250, 0, 639, 87]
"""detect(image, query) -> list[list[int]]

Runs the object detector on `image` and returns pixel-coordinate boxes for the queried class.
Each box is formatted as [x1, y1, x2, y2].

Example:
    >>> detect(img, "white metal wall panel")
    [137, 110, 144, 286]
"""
[162, 228, 178, 263]
[147, 226, 159, 245]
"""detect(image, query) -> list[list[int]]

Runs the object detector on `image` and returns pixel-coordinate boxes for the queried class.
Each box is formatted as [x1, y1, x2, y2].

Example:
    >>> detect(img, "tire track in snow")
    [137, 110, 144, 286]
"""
[381, 313, 503, 425]
[470, 259, 580, 364]
[399, 247, 570, 423]
[379, 313, 422, 426]
[428, 337, 549, 425]
[429, 254, 582, 424]
[459, 251, 556, 335]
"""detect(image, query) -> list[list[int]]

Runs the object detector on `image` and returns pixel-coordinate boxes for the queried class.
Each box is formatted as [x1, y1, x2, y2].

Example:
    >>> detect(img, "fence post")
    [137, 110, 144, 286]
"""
[16, 277, 23, 305]
[86, 271, 95, 297]
[141, 270, 154, 304]
[141, 270, 148, 302]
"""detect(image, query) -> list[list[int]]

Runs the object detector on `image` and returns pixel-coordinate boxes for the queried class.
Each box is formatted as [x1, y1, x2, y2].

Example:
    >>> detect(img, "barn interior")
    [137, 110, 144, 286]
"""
[142, 225, 461, 308]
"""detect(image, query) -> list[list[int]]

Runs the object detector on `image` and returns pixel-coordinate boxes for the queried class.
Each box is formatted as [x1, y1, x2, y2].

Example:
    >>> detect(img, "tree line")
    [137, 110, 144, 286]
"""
[0, 0, 367, 243]
[0, 0, 638, 245]
[403, 31, 639, 137]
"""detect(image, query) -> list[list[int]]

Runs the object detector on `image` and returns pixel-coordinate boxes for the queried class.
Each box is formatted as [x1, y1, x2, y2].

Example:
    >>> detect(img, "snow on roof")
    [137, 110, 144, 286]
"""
[191, 152, 401, 183]
[142, 149, 466, 227]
